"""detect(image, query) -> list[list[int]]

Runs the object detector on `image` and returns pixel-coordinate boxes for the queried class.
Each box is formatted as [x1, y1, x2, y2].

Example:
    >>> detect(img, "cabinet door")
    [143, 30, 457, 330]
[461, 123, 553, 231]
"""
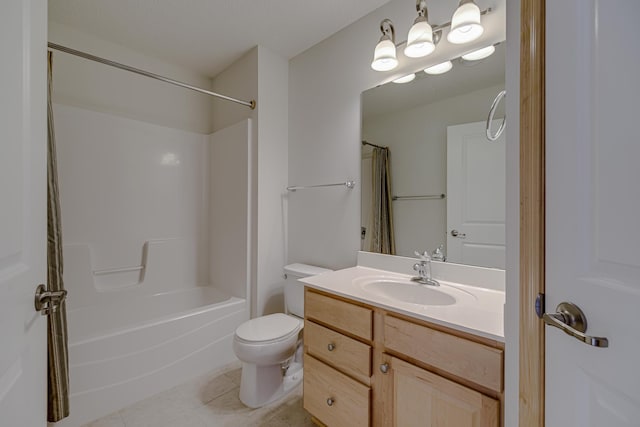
[385, 356, 499, 427]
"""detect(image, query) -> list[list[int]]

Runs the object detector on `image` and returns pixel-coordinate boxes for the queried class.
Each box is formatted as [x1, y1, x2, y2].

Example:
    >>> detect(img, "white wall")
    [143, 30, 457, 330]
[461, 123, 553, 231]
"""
[288, 0, 505, 270]
[362, 83, 505, 257]
[211, 48, 258, 133]
[212, 46, 289, 317]
[256, 48, 289, 315]
[289, 0, 516, 421]
[49, 22, 213, 134]
[211, 48, 259, 313]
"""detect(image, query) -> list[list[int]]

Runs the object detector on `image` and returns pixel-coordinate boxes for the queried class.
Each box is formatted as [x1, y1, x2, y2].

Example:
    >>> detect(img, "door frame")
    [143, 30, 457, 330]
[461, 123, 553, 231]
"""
[519, 0, 545, 425]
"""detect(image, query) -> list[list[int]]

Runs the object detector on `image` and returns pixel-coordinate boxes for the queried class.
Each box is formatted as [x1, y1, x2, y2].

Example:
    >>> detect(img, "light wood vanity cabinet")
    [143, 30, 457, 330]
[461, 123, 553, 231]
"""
[303, 288, 504, 427]
[381, 355, 500, 427]
[303, 289, 373, 427]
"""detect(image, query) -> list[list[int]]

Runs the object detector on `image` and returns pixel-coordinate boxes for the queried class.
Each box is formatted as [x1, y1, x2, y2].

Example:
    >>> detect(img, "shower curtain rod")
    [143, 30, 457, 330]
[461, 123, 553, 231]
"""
[47, 42, 256, 110]
[361, 140, 387, 149]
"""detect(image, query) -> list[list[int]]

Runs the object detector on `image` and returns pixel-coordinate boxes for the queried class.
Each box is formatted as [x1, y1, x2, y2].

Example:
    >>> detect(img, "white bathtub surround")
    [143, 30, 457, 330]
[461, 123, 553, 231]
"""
[56, 289, 246, 427]
[209, 120, 252, 301]
[54, 105, 253, 426]
[54, 104, 212, 289]
[301, 251, 505, 341]
[82, 364, 314, 427]
[63, 239, 185, 307]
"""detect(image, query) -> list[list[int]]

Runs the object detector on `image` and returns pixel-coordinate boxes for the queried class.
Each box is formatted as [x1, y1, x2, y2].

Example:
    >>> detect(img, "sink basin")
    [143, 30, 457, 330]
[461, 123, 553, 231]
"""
[360, 279, 457, 306]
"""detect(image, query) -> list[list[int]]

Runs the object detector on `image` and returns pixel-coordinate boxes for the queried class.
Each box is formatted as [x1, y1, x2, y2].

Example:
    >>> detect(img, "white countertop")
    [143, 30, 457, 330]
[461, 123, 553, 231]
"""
[300, 265, 505, 342]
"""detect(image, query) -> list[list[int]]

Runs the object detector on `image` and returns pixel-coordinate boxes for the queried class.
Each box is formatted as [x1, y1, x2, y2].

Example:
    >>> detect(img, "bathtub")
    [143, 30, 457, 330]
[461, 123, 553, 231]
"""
[55, 286, 247, 427]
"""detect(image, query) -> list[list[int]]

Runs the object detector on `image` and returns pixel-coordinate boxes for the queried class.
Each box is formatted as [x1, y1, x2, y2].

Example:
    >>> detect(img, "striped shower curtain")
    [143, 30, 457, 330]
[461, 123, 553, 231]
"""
[47, 52, 70, 422]
[368, 146, 396, 254]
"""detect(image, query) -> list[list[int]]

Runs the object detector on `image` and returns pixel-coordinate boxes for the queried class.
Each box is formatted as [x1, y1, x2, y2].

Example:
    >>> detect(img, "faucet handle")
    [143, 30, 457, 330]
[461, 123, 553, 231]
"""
[414, 250, 431, 261]
[431, 245, 446, 262]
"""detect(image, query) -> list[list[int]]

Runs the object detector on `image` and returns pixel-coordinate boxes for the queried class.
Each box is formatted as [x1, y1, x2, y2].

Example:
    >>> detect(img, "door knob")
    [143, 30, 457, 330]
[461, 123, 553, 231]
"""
[450, 229, 466, 238]
[34, 284, 67, 316]
[542, 302, 608, 348]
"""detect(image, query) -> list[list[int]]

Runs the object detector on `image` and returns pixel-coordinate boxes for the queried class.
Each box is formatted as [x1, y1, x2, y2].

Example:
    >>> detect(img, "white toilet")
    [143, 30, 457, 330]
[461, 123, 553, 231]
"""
[233, 263, 331, 408]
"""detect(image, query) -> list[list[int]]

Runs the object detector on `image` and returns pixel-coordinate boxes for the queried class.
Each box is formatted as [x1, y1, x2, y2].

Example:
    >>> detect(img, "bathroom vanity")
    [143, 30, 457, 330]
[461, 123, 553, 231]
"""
[300, 254, 505, 427]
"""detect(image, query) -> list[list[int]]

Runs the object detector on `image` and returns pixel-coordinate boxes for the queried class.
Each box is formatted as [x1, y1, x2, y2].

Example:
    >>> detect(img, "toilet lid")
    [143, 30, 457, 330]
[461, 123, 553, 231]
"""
[235, 313, 302, 343]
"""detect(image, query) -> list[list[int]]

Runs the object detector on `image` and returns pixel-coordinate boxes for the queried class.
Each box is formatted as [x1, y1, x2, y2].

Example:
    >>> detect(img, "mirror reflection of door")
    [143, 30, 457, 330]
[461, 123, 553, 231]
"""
[446, 121, 505, 269]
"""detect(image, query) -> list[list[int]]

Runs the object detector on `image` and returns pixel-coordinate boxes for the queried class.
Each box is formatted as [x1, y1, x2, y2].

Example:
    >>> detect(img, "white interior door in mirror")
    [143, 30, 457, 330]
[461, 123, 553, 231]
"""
[446, 121, 505, 269]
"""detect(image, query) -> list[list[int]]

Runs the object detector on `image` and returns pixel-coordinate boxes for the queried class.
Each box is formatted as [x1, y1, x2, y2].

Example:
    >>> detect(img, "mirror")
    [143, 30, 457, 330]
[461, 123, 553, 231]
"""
[361, 43, 506, 269]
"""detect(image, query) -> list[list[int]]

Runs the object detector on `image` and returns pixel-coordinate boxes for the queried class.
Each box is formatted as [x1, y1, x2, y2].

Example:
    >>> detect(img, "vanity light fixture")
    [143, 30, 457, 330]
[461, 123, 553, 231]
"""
[424, 61, 453, 75]
[392, 73, 416, 83]
[461, 45, 495, 61]
[404, 0, 436, 58]
[448, 0, 484, 44]
[371, 19, 398, 72]
[371, 0, 491, 73]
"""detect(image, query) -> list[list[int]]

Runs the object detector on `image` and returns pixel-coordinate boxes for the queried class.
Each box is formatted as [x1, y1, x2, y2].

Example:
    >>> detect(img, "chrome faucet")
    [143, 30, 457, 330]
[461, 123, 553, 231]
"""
[411, 251, 440, 286]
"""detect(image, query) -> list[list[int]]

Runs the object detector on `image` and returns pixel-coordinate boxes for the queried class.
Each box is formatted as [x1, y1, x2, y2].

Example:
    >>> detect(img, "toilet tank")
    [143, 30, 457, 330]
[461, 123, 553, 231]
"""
[283, 263, 332, 318]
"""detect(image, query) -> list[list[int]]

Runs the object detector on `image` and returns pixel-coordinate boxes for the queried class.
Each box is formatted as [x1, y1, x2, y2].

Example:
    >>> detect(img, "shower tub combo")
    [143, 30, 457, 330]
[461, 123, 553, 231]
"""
[55, 240, 248, 427]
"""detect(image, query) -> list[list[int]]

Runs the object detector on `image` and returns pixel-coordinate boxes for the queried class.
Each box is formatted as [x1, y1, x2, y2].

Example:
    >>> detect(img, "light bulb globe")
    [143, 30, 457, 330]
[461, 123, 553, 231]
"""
[404, 20, 435, 58]
[371, 39, 398, 71]
[461, 45, 495, 61]
[447, 2, 484, 44]
[424, 61, 453, 75]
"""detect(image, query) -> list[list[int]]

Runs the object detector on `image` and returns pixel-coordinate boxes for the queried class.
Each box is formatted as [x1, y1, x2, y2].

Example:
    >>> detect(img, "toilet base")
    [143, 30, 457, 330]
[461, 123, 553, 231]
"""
[239, 360, 303, 408]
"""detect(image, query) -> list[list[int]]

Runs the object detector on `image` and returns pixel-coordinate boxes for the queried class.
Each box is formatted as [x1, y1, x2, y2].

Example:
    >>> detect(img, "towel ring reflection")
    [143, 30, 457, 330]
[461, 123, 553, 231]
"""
[486, 90, 506, 141]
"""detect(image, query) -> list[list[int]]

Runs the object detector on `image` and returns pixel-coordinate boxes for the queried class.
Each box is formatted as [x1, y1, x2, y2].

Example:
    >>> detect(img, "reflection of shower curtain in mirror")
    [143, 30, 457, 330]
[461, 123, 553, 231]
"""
[368, 147, 395, 254]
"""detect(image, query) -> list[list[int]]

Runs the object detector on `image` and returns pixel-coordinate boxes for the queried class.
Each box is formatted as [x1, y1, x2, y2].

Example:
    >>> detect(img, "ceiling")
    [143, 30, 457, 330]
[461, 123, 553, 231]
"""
[48, 0, 392, 77]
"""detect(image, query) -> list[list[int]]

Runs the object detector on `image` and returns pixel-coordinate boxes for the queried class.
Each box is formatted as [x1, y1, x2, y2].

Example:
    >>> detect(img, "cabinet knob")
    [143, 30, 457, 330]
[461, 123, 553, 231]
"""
[326, 397, 335, 406]
[327, 343, 336, 351]
[379, 363, 389, 374]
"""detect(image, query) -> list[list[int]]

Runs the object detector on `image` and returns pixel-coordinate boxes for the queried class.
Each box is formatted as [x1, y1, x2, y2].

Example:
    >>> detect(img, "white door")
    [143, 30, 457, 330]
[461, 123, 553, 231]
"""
[546, 1, 640, 425]
[447, 121, 505, 268]
[0, 0, 48, 425]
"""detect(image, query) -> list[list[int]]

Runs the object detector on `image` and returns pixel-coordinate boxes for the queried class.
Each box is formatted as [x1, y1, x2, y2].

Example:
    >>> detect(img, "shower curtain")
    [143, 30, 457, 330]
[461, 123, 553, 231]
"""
[47, 52, 70, 422]
[368, 146, 396, 254]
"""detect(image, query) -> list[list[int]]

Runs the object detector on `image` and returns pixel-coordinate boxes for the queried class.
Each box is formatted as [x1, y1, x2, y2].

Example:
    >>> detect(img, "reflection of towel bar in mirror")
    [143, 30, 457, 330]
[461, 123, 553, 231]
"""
[287, 181, 355, 192]
[392, 194, 445, 201]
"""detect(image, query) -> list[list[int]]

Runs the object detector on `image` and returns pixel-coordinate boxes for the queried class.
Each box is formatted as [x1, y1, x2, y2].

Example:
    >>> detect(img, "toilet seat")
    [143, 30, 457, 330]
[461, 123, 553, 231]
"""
[235, 313, 302, 345]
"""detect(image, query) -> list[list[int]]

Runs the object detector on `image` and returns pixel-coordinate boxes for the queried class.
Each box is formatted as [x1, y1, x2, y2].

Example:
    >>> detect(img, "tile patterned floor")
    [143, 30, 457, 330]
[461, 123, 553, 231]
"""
[83, 364, 315, 427]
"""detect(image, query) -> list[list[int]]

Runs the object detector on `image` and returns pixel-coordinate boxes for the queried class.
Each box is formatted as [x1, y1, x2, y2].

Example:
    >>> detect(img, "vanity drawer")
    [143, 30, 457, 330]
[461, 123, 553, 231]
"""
[305, 320, 371, 384]
[303, 354, 370, 427]
[383, 315, 503, 393]
[305, 289, 372, 341]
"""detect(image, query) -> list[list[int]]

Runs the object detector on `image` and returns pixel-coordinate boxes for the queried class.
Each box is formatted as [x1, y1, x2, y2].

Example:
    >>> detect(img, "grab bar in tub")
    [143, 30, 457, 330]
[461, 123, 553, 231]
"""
[93, 265, 145, 276]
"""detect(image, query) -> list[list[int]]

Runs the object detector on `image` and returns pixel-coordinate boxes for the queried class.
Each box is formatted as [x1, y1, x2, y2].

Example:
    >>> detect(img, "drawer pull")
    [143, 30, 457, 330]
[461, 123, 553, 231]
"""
[380, 363, 389, 374]
[327, 343, 336, 351]
[326, 397, 335, 406]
